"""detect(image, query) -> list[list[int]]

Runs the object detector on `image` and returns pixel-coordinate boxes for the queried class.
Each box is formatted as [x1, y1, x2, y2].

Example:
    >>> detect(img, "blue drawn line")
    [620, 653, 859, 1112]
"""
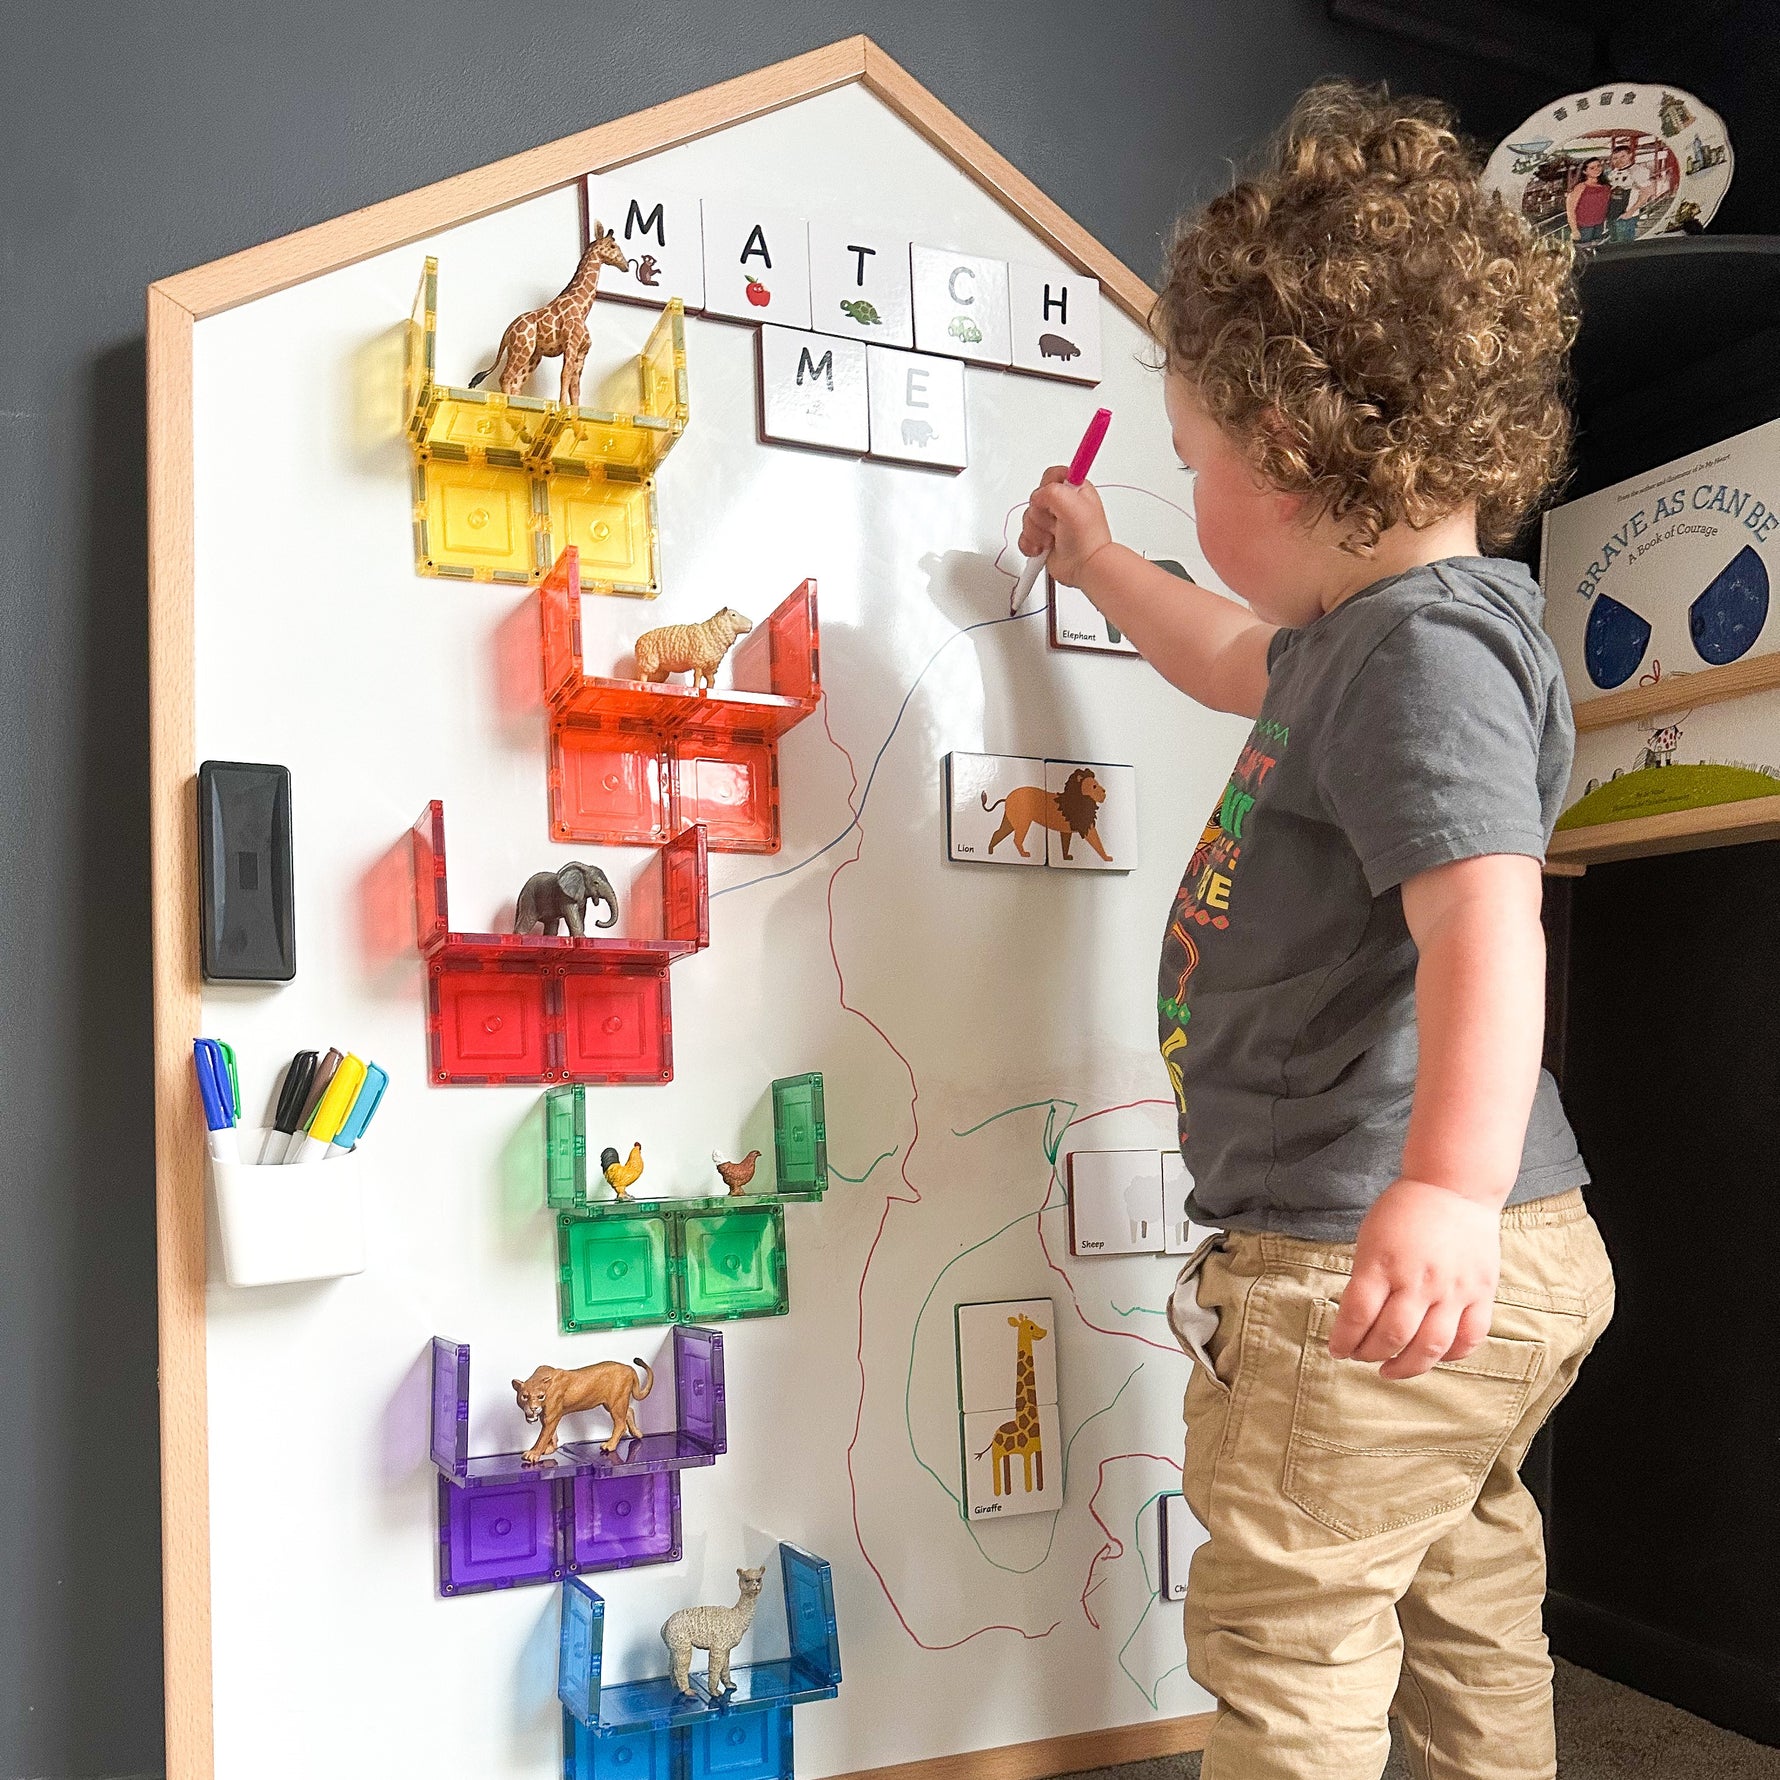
[713, 607, 1044, 899]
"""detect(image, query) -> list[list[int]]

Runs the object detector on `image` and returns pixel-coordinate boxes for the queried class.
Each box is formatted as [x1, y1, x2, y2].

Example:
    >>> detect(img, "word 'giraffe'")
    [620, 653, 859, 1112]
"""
[468, 223, 633, 408]
[983, 1313, 1048, 1496]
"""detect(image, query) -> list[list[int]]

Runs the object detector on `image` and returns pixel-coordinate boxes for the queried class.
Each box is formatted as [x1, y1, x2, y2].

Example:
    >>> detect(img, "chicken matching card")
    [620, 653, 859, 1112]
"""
[809, 222, 915, 346]
[702, 200, 812, 326]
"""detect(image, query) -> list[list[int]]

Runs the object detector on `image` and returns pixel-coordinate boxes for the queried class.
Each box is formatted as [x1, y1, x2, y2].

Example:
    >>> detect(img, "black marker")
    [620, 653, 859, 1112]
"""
[261, 1049, 319, 1165]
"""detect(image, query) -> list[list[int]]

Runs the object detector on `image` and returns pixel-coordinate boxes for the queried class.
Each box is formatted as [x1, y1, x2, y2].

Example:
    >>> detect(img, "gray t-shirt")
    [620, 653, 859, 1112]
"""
[1156, 555, 1589, 1240]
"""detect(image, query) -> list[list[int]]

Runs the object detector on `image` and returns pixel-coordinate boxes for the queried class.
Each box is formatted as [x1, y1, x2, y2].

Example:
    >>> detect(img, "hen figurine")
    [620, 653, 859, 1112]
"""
[712, 1150, 761, 1196]
[601, 1143, 644, 1199]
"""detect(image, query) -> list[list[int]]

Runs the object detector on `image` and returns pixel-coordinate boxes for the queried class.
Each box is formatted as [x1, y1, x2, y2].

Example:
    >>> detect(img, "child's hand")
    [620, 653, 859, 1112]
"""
[1327, 1177, 1501, 1380]
[1019, 467, 1113, 588]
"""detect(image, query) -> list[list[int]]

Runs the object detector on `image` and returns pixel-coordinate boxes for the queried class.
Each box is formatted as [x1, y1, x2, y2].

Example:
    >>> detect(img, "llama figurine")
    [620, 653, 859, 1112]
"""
[661, 1566, 766, 1696]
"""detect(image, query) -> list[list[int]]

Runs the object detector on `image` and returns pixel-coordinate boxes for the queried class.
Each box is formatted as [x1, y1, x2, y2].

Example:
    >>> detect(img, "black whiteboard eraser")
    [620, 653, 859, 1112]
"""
[197, 760, 295, 982]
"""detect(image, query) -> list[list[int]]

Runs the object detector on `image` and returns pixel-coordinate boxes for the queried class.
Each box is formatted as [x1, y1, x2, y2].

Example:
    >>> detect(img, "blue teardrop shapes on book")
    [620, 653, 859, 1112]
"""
[1584, 593, 1652, 690]
[1688, 545, 1769, 667]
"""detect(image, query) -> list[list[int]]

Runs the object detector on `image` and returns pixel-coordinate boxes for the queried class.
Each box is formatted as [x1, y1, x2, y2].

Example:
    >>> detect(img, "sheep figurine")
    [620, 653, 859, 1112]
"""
[633, 608, 753, 691]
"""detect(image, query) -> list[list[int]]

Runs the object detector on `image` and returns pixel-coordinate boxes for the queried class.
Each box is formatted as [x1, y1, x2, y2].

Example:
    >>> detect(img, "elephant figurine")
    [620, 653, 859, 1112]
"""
[514, 862, 619, 938]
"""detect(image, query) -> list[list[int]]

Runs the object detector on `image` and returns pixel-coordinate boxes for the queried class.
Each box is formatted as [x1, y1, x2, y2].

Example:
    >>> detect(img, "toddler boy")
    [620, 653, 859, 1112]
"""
[1020, 82, 1614, 1780]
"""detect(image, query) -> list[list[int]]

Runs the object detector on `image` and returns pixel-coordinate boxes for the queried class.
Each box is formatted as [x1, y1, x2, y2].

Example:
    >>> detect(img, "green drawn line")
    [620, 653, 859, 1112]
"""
[831, 1147, 898, 1183]
[1110, 1301, 1169, 1321]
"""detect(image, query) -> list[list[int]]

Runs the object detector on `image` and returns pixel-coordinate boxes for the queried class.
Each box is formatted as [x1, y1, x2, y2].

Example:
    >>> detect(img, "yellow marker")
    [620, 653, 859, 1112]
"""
[296, 1054, 367, 1163]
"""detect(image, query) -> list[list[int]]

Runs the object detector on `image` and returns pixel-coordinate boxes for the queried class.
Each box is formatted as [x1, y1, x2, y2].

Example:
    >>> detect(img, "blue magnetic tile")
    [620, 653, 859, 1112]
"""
[687, 1702, 790, 1780]
[781, 1544, 841, 1688]
[560, 1576, 606, 1728]
[566, 1712, 676, 1780]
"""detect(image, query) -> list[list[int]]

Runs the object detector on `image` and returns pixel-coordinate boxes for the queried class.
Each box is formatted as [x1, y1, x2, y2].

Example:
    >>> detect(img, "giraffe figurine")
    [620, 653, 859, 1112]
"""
[467, 223, 633, 407]
[981, 1312, 1048, 1497]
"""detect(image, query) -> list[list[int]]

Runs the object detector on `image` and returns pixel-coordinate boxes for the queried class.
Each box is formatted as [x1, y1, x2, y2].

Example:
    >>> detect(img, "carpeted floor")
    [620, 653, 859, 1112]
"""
[1059, 1659, 1780, 1778]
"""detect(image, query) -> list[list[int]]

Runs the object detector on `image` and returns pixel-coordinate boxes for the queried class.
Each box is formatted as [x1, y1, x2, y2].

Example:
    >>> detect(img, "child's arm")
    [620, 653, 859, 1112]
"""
[1327, 852, 1547, 1378]
[1020, 469, 1277, 718]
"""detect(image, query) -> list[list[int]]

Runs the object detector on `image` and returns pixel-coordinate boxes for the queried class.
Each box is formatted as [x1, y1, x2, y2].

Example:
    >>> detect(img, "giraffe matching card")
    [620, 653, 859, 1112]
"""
[955, 1298, 1061, 1521]
[702, 200, 812, 327]
[866, 345, 967, 470]
[1067, 1150, 1166, 1257]
[757, 327, 869, 454]
[581, 179, 706, 310]
[809, 222, 915, 347]
[910, 245, 1012, 366]
[1008, 261, 1103, 383]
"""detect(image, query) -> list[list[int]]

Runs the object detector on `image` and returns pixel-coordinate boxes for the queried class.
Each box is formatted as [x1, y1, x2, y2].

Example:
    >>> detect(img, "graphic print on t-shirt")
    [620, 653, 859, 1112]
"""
[1157, 717, 1288, 1119]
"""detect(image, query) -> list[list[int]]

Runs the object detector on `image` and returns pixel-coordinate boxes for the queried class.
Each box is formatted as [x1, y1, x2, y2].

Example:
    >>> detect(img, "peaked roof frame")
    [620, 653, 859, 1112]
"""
[146, 37, 1177, 1780]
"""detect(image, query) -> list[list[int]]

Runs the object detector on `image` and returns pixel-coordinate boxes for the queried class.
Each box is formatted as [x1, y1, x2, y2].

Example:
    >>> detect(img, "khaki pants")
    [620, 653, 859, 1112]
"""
[1171, 1188, 1614, 1780]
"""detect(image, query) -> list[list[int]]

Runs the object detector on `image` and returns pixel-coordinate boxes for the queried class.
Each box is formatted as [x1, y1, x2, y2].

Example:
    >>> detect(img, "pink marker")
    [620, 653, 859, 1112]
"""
[1010, 406, 1113, 614]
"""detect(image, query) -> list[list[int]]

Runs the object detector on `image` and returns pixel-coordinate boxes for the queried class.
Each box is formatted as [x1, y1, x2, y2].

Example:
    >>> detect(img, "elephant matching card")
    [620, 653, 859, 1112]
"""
[910, 245, 1013, 365]
[1008, 262, 1103, 383]
[955, 1298, 1062, 1521]
[808, 222, 916, 347]
[866, 345, 966, 469]
[757, 326, 870, 454]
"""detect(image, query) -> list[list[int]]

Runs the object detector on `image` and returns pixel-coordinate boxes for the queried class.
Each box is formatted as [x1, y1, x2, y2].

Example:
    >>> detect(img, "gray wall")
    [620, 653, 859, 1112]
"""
[0, 4, 1741, 1775]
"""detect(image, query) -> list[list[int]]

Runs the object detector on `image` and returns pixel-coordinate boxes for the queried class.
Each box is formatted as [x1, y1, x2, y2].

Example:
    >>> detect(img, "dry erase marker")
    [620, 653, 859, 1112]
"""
[294, 1054, 367, 1164]
[217, 1040, 241, 1120]
[331, 1062, 388, 1153]
[1010, 406, 1113, 614]
[281, 1047, 342, 1164]
[262, 1048, 319, 1164]
[193, 1039, 239, 1164]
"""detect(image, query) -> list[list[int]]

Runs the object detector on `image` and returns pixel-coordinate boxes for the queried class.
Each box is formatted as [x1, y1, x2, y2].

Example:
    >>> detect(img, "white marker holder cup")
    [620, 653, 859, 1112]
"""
[210, 1128, 368, 1286]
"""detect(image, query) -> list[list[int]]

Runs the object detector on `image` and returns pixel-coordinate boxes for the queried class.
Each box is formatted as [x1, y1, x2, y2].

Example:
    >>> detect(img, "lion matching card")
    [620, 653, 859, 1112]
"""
[943, 752, 1136, 871]
[954, 1298, 1062, 1522]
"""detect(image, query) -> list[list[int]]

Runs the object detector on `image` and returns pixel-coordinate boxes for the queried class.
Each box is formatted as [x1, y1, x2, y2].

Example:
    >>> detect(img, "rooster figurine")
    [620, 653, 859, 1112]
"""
[600, 1143, 645, 1199]
[712, 1150, 761, 1196]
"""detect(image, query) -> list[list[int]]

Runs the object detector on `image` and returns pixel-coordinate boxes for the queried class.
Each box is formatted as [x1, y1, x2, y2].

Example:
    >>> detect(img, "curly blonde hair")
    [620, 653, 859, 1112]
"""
[1153, 81, 1579, 552]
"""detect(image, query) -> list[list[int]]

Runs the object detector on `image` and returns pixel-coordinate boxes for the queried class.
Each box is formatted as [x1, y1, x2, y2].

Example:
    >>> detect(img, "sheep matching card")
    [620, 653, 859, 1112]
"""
[866, 345, 966, 469]
[910, 245, 1012, 365]
[1162, 1152, 1212, 1255]
[1067, 1150, 1165, 1257]
[581, 179, 706, 309]
[757, 327, 869, 454]
[809, 223, 915, 346]
[702, 200, 812, 326]
[955, 1299, 1062, 1521]
[1009, 263, 1103, 383]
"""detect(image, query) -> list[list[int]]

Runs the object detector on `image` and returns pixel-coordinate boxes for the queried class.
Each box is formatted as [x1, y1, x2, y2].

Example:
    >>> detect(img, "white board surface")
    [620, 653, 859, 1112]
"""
[191, 81, 1245, 1780]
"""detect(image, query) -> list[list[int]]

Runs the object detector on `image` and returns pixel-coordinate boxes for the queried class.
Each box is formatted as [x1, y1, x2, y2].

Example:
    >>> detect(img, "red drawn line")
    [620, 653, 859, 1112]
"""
[821, 692, 1060, 1649]
[1081, 1451, 1181, 1629]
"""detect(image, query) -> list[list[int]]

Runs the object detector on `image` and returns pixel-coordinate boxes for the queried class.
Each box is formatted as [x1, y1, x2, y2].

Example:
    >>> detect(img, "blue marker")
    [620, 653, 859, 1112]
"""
[332, 1062, 389, 1152]
[193, 1039, 239, 1163]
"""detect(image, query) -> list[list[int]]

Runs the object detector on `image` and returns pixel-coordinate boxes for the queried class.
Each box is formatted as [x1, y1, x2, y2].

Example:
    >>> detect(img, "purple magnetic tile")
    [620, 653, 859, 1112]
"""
[457, 1430, 717, 1490]
[674, 1326, 726, 1453]
[568, 1468, 681, 1570]
[431, 1337, 470, 1477]
[437, 1472, 563, 1595]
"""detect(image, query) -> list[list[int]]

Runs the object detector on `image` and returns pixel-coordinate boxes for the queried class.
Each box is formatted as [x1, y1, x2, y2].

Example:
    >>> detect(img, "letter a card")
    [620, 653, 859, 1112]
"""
[702, 200, 811, 327]
[581, 178, 705, 309]
[757, 326, 868, 453]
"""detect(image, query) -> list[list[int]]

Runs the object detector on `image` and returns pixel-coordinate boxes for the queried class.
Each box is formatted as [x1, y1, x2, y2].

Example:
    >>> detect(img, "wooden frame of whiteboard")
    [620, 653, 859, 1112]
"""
[146, 35, 1204, 1780]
